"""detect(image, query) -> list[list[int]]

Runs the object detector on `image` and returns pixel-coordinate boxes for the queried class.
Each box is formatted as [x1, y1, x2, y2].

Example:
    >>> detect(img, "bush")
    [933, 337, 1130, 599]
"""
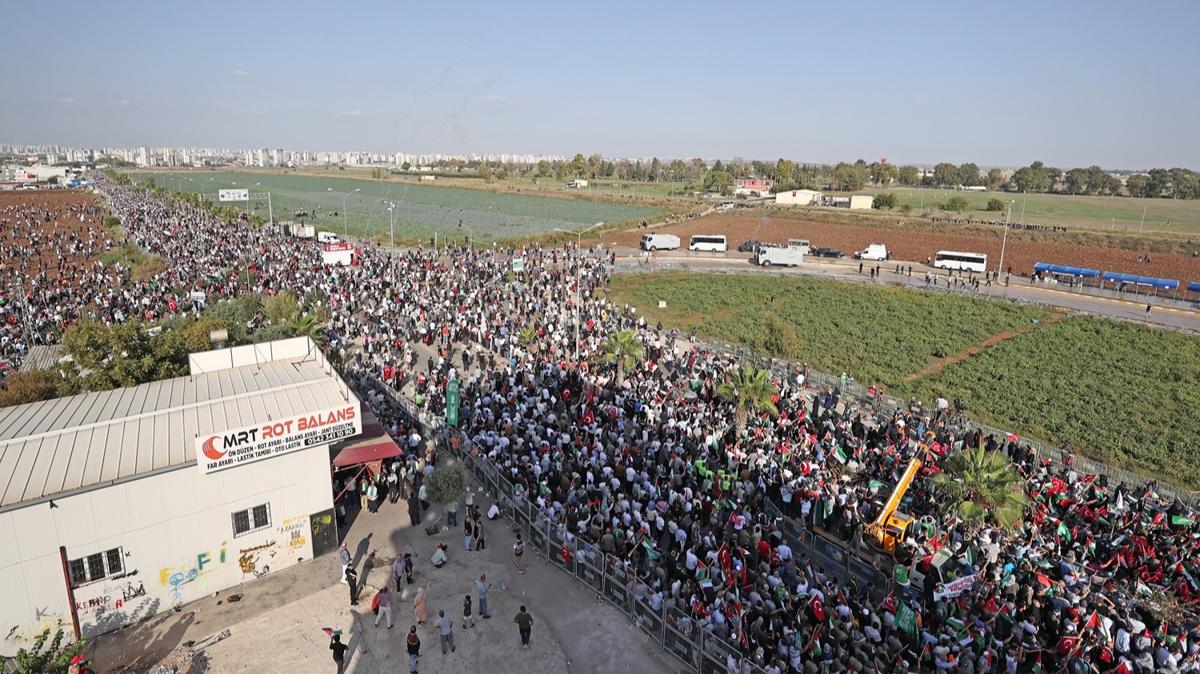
[943, 196, 968, 212]
[872, 193, 897, 210]
[986, 198, 1006, 212]
[0, 370, 59, 407]
[12, 627, 84, 674]
[426, 464, 466, 505]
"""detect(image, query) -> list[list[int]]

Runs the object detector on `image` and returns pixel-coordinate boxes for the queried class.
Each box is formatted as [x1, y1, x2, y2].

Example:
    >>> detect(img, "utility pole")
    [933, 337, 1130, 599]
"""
[1139, 202, 1147, 233]
[998, 200, 1014, 274]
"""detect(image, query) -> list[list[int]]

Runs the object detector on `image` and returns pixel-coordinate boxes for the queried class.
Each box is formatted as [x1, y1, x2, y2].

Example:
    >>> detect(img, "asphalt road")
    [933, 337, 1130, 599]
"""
[611, 247, 1200, 332]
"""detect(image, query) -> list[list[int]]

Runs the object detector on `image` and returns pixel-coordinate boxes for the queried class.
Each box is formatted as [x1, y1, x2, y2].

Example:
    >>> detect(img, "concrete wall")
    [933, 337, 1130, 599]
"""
[0, 444, 334, 656]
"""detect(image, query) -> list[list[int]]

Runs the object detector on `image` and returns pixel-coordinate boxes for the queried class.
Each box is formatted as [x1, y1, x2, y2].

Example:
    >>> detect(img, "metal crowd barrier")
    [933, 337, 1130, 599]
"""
[429, 423, 769, 674]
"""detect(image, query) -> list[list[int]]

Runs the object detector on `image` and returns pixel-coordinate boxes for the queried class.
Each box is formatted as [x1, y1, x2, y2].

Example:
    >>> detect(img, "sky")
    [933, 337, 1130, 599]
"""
[2, 0, 1198, 169]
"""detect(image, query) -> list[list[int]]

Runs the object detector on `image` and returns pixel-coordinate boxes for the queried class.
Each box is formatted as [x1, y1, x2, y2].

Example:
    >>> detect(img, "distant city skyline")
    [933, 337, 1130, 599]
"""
[1, 1, 1198, 169]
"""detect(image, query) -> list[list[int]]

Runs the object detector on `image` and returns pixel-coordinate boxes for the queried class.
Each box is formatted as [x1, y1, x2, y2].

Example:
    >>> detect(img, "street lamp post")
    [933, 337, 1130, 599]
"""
[554, 222, 605, 361]
[998, 200, 1015, 275]
[342, 188, 360, 239]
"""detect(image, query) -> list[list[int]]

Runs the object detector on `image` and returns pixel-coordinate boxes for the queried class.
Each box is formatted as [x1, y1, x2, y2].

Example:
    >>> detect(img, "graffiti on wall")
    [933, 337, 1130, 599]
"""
[278, 516, 308, 550]
[4, 607, 64, 645]
[157, 542, 228, 608]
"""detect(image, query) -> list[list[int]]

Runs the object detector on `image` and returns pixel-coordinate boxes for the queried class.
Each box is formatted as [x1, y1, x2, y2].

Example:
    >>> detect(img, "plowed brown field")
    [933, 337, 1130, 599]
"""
[608, 214, 1200, 283]
[0, 189, 107, 286]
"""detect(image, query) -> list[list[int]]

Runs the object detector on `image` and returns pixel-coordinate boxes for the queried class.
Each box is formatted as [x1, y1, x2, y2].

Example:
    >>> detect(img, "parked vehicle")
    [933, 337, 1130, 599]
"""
[756, 246, 805, 267]
[810, 247, 845, 259]
[933, 250, 987, 273]
[688, 234, 727, 252]
[737, 239, 763, 253]
[716, 201, 734, 212]
[855, 243, 889, 261]
[786, 239, 811, 255]
[317, 231, 341, 244]
[289, 224, 316, 239]
[639, 233, 680, 251]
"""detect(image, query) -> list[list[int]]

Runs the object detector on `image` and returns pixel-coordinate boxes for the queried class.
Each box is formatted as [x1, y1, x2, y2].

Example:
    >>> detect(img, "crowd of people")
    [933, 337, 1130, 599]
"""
[2, 176, 1199, 673]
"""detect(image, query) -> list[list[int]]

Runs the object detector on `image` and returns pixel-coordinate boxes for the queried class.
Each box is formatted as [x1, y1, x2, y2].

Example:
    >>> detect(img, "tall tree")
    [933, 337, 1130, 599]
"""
[832, 162, 868, 191]
[897, 165, 920, 186]
[985, 168, 1005, 189]
[932, 162, 960, 186]
[932, 446, 1029, 534]
[957, 163, 981, 186]
[716, 364, 779, 441]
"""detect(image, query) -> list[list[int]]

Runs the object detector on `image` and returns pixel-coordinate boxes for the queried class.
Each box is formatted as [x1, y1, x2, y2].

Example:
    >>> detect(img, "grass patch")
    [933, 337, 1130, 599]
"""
[98, 244, 166, 281]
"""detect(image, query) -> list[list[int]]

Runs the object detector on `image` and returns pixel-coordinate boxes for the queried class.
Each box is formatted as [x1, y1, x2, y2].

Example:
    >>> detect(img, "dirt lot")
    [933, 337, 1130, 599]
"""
[0, 189, 107, 286]
[607, 213, 1200, 282]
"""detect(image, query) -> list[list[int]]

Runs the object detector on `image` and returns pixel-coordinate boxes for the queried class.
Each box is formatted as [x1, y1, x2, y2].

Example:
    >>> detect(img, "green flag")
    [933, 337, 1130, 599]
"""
[895, 601, 916, 634]
[894, 564, 910, 586]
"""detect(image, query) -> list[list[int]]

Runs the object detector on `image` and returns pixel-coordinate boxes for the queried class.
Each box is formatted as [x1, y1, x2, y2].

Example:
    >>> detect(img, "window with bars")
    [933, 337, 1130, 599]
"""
[232, 503, 271, 537]
[68, 547, 124, 588]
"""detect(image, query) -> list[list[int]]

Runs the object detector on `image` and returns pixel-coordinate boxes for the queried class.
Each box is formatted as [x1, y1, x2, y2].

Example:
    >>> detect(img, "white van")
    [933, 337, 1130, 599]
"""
[639, 233, 680, 251]
[855, 243, 889, 261]
[787, 239, 811, 255]
[317, 231, 341, 244]
[757, 247, 804, 267]
[688, 234, 727, 252]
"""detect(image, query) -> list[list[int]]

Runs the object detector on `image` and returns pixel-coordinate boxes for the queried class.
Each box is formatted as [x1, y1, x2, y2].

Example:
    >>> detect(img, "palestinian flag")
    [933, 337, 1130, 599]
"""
[1171, 515, 1196, 527]
[1056, 521, 1072, 543]
[832, 446, 848, 464]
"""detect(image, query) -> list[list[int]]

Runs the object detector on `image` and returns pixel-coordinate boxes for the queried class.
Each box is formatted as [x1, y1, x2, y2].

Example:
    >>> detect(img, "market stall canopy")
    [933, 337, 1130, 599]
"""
[331, 410, 402, 473]
[1187, 281, 1200, 294]
[1032, 262, 1100, 278]
[1101, 271, 1179, 290]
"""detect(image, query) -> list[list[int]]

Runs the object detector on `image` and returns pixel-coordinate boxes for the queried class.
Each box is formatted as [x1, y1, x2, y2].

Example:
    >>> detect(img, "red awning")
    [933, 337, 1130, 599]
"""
[333, 437, 403, 469]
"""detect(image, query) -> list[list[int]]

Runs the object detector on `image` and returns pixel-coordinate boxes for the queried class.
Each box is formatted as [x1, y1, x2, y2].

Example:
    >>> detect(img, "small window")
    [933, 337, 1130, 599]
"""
[232, 503, 272, 537]
[68, 547, 124, 588]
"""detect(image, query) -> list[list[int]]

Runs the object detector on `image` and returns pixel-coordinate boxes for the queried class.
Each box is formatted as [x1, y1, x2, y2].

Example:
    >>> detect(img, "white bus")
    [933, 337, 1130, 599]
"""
[688, 234, 727, 252]
[933, 250, 987, 273]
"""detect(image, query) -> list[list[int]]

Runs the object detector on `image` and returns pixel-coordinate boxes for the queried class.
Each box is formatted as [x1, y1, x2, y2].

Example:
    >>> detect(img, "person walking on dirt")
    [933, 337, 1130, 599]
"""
[514, 605, 534, 649]
[406, 626, 421, 673]
[330, 633, 349, 674]
[1146, 303, 1152, 316]
[513, 533, 526, 574]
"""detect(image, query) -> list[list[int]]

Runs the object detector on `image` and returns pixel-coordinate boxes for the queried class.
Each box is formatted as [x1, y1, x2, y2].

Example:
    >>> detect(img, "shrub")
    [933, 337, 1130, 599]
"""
[943, 196, 968, 212]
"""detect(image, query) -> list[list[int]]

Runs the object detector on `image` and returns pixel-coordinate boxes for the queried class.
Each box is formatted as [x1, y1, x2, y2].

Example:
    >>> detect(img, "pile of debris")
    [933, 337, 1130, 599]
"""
[144, 629, 230, 674]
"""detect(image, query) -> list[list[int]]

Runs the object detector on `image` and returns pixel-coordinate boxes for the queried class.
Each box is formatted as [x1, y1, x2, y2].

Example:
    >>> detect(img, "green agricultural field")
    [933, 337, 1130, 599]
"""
[128, 171, 661, 242]
[609, 272, 1200, 487]
[610, 272, 1048, 386]
[842, 186, 1200, 235]
[893, 317, 1200, 487]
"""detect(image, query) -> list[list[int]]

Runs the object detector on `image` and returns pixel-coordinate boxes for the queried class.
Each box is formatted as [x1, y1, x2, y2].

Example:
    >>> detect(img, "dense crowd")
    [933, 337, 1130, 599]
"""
[3, 177, 1199, 673]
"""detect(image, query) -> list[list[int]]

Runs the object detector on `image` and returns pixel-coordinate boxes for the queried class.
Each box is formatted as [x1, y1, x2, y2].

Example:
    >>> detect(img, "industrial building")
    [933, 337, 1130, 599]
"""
[0, 338, 362, 656]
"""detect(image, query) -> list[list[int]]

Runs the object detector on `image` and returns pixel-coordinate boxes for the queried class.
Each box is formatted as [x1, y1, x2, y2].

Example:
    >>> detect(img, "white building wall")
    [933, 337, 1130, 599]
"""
[0, 443, 334, 656]
[849, 195, 874, 210]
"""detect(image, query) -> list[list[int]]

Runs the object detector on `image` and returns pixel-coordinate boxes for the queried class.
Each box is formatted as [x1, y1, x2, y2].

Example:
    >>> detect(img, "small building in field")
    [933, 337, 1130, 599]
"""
[733, 177, 774, 197]
[775, 189, 822, 206]
[849, 195, 874, 210]
[420, 175, 436, 182]
[0, 337, 362, 656]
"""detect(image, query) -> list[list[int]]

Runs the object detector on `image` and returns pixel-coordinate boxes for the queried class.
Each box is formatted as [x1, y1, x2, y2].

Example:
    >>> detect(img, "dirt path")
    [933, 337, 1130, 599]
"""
[902, 312, 1066, 383]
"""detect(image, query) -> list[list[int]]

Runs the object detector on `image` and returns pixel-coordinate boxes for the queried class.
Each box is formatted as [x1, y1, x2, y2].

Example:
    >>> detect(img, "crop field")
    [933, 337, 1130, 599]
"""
[127, 171, 661, 242]
[894, 317, 1200, 486]
[839, 186, 1200, 235]
[609, 272, 1200, 486]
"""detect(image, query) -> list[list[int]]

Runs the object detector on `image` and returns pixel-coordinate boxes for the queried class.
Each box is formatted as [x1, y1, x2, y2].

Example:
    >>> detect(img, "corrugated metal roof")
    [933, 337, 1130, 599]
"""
[17, 345, 63, 373]
[0, 357, 357, 510]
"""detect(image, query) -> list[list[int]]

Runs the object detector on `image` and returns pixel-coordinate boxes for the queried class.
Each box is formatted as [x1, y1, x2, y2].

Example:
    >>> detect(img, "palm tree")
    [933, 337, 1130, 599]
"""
[288, 312, 325, 345]
[932, 445, 1029, 534]
[597, 330, 643, 386]
[517, 326, 538, 355]
[716, 364, 779, 440]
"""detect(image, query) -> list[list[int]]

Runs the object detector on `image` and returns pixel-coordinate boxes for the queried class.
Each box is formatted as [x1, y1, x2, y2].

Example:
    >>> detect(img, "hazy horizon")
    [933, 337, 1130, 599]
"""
[3, 0, 1198, 170]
